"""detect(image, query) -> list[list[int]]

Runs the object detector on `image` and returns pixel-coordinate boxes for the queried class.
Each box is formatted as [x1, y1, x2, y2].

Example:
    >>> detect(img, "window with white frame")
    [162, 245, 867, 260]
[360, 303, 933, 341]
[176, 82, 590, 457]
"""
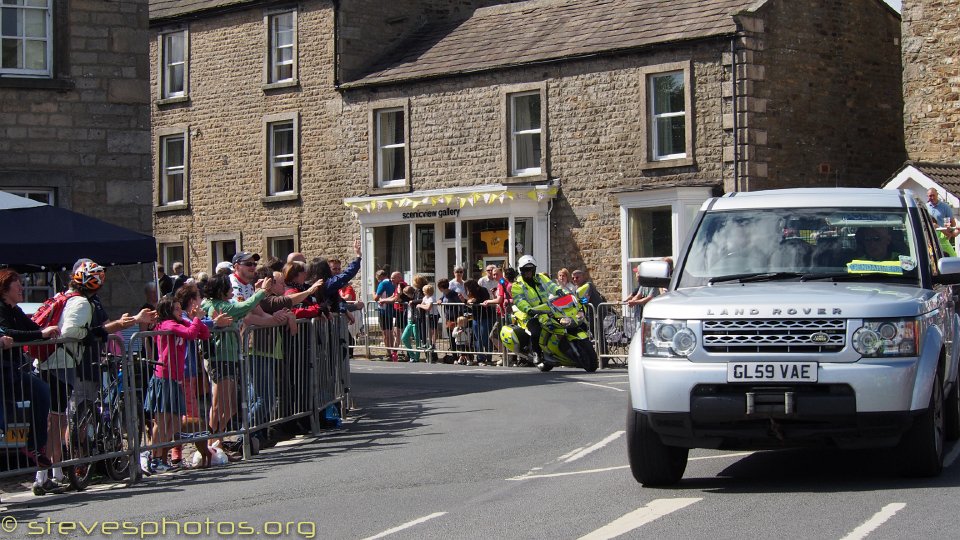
[3, 187, 53, 205]
[509, 91, 542, 176]
[268, 120, 295, 195]
[159, 242, 185, 273]
[268, 236, 295, 261]
[267, 11, 295, 84]
[1, 0, 52, 77]
[211, 240, 237, 270]
[160, 30, 186, 99]
[375, 107, 406, 187]
[649, 71, 686, 161]
[160, 134, 185, 206]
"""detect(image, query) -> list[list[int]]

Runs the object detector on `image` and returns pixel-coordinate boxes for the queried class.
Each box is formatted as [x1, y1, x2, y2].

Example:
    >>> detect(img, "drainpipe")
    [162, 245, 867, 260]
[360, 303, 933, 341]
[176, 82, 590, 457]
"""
[731, 33, 740, 193]
[332, 0, 341, 88]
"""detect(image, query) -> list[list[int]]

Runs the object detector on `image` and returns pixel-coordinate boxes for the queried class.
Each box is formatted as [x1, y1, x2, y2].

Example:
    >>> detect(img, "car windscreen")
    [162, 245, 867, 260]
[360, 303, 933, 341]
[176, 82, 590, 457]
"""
[676, 208, 921, 288]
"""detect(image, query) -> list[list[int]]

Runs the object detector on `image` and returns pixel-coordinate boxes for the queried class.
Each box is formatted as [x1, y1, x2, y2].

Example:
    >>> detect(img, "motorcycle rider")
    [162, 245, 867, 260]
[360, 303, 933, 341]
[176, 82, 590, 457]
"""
[511, 255, 567, 364]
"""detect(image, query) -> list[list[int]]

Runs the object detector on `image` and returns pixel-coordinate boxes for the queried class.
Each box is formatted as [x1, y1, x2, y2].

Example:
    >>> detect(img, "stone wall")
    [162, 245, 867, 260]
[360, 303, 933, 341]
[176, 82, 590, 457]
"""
[151, 1, 356, 273]
[902, 0, 960, 162]
[741, 0, 905, 189]
[338, 42, 733, 296]
[0, 0, 152, 312]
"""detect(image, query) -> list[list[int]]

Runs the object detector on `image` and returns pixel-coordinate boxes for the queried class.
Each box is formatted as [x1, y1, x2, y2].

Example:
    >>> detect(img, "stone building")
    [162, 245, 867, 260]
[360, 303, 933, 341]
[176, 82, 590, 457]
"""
[902, 0, 959, 162]
[0, 0, 152, 310]
[884, 1, 959, 225]
[150, 0, 903, 298]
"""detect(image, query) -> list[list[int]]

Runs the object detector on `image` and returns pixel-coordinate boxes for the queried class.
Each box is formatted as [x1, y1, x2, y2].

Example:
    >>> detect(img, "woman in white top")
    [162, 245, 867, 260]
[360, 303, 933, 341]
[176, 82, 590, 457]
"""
[556, 267, 577, 295]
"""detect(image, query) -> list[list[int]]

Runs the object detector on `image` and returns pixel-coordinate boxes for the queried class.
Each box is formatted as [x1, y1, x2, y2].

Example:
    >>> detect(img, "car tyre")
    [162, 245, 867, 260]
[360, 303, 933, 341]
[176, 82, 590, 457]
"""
[899, 370, 944, 477]
[944, 375, 960, 442]
[627, 400, 688, 486]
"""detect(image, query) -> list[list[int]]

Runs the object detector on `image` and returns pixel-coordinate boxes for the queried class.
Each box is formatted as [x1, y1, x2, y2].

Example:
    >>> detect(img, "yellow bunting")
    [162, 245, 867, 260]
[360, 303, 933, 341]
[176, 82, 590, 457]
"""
[385, 200, 393, 210]
[527, 190, 539, 201]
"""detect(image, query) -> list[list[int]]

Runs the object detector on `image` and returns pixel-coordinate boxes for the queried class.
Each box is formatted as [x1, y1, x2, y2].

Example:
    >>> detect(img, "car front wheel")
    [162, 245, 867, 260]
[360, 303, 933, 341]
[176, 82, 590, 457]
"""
[627, 400, 688, 486]
[899, 371, 945, 477]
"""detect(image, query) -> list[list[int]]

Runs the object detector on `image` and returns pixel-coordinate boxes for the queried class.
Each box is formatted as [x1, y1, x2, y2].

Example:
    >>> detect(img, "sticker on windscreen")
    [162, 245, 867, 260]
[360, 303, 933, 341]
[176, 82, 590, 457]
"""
[899, 256, 917, 272]
[846, 260, 904, 275]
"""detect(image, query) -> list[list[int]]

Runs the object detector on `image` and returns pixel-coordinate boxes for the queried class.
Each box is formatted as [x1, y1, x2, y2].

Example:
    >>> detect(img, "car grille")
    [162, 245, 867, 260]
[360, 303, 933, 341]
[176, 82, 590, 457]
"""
[702, 319, 846, 353]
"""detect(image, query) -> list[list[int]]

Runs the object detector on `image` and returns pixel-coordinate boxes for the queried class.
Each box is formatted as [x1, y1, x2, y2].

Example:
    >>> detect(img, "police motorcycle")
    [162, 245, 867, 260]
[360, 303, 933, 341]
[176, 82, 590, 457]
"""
[498, 258, 599, 373]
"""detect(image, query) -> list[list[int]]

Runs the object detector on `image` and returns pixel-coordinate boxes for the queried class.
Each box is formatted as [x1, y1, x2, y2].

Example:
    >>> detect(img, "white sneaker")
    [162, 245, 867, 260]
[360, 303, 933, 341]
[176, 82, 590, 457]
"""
[139, 451, 153, 476]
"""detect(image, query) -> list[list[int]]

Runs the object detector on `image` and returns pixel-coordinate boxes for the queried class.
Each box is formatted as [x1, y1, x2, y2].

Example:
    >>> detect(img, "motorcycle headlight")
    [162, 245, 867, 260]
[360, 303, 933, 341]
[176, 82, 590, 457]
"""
[559, 317, 574, 327]
[643, 320, 697, 358]
[852, 318, 919, 357]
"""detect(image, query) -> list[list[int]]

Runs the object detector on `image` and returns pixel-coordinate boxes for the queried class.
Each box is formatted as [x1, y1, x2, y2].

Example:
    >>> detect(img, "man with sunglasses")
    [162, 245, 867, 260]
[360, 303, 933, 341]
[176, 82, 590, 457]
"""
[450, 265, 467, 301]
[511, 256, 564, 364]
[927, 188, 958, 239]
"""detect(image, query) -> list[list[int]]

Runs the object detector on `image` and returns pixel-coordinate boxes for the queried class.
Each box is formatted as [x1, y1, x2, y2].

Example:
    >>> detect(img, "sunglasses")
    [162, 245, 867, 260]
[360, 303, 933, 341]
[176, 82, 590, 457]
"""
[238, 261, 257, 267]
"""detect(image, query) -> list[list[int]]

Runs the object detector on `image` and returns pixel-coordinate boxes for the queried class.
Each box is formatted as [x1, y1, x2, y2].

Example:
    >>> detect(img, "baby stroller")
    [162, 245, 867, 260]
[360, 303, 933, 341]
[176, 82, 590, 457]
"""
[601, 309, 636, 367]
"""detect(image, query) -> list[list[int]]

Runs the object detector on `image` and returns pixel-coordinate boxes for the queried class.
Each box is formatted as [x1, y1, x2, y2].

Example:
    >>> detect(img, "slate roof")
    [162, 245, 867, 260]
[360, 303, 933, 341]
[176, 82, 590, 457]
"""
[345, 0, 761, 87]
[905, 161, 960, 195]
[150, 0, 261, 22]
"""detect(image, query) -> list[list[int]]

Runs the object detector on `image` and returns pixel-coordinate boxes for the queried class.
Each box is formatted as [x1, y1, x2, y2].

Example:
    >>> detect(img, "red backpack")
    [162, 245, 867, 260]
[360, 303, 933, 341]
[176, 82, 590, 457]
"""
[23, 292, 82, 362]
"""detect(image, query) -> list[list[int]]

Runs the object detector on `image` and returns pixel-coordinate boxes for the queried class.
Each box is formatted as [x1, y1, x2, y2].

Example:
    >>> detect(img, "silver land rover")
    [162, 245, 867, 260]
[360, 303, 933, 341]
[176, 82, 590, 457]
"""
[627, 188, 960, 486]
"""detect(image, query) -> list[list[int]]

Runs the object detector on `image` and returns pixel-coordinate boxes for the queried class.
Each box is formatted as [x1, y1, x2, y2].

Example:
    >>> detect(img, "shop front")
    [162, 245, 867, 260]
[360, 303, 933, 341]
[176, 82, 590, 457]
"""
[346, 184, 557, 296]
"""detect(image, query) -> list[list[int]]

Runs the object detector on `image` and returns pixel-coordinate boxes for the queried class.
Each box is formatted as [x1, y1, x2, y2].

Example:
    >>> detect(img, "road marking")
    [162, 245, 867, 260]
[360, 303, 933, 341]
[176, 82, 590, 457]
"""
[839, 503, 906, 540]
[689, 451, 754, 461]
[577, 381, 625, 392]
[361, 512, 447, 540]
[577, 498, 702, 540]
[563, 432, 625, 463]
[508, 465, 629, 480]
[944, 442, 960, 468]
[509, 452, 753, 481]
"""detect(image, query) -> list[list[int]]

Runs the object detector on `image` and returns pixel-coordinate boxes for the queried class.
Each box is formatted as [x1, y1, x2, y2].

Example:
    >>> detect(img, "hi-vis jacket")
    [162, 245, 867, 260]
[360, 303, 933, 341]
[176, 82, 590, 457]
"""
[511, 273, 563, 316]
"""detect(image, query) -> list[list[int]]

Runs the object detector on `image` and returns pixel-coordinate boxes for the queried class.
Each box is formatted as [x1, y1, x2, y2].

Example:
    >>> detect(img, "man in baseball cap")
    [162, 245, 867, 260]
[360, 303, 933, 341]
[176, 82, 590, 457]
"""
[231, 251, 260, 266]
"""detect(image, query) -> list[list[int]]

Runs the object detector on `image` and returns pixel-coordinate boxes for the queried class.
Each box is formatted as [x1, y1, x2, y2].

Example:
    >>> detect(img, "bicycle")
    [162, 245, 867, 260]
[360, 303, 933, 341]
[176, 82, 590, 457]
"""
[63, 353, 150, 489]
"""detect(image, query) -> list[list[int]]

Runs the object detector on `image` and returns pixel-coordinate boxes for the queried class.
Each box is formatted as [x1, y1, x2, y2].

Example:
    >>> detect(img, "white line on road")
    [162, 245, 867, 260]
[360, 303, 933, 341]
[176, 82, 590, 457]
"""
[839, 503, 906, 540]
[689, 451, 754, 461]
[508, 465, 629, 480]
[361, 512, 447, 540]
[577, 498, 702, 540]
[564, 432, 625, 463]
[577, 381, 625, 392]
[508, 452, 753, 481]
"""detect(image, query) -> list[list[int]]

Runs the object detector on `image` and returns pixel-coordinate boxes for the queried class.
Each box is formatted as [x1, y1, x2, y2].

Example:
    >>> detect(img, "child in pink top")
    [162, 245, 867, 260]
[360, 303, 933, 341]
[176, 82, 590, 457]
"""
[144, 296, 210, 472]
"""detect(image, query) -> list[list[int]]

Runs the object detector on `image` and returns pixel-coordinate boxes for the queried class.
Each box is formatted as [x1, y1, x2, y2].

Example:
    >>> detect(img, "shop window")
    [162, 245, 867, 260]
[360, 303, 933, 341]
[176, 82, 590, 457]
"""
[415, 224, 436, 282]
[159, 29, 187, 100]
[0, 0, 52, 77]
[372, 224, 410, 278]
[627, 206, 673, 262]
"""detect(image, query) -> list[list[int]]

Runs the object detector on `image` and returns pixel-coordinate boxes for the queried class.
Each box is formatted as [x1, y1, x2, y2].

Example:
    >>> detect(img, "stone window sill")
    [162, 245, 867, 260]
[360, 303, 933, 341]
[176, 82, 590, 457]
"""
[156, 96, 190, 107]
[154, 203, 189, 214]
[641, 157, 696, 171]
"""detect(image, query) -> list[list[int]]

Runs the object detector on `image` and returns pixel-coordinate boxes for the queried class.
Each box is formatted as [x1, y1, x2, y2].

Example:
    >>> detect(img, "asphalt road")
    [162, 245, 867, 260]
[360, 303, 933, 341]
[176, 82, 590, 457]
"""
[3, 360, 960, 539]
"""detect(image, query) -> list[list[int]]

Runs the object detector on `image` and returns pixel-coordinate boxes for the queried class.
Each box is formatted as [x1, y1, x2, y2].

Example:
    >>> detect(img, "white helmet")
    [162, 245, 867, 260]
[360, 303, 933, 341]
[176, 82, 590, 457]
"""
[518, 255, 537, 269]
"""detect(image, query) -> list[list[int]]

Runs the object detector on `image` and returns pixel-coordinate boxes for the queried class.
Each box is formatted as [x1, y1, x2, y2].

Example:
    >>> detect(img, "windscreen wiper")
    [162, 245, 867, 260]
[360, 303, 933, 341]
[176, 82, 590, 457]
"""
[709, 272, 805, 284]
[800, 272, 913, 282]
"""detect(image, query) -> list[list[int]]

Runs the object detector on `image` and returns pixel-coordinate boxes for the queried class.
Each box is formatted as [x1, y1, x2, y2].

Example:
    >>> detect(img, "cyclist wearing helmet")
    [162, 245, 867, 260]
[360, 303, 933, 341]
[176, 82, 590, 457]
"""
[510, 255, 565, 363]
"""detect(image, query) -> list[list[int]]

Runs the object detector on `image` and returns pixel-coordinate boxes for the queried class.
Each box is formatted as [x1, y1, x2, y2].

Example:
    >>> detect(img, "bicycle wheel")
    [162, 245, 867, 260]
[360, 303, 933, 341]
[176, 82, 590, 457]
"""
[66, 402, 96, 491]
[101, 410, 130, 481]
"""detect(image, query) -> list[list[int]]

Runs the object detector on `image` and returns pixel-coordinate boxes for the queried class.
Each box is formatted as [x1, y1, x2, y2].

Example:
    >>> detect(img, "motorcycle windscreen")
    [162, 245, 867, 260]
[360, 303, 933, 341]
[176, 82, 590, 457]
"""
[551, 294, 577, 308]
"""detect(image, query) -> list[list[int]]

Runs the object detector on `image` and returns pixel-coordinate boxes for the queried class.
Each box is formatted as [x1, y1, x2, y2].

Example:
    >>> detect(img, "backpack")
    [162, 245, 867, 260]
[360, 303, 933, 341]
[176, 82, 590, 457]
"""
[23, 291, 81, 361]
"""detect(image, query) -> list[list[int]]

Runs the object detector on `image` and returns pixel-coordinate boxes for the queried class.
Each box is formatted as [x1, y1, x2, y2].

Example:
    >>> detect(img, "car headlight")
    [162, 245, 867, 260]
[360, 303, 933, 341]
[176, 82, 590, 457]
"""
[642, 320, 697, 358]
[852, 318, 919, 357]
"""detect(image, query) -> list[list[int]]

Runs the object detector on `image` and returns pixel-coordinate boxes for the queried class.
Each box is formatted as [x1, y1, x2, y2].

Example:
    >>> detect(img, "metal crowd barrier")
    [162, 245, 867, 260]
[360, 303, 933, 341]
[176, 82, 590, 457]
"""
[356, 297, 639, 369]
[0, 313, 353, 490]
